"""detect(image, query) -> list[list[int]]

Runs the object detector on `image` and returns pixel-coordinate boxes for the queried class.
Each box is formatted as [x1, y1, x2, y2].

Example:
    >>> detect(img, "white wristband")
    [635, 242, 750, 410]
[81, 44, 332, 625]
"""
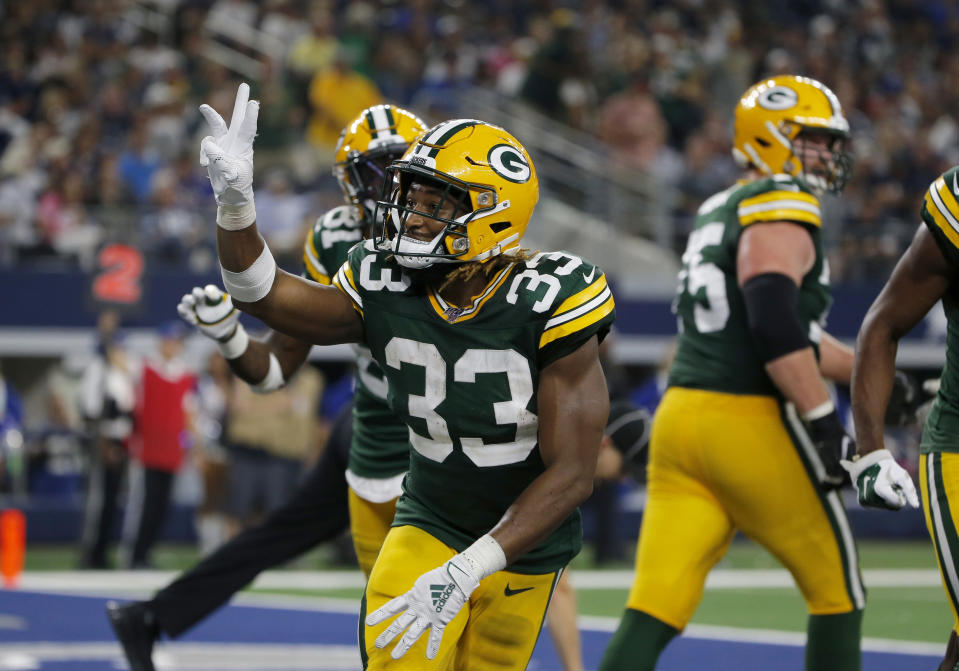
[843, 448, 892, 480]
[251, 352, 285, 394]
[458, 534, 507, 581]
[221, 243, 276, 303]
[216, 324, 249, 360]
[803, 399, 835, 422]
[217, 201, 257, 231]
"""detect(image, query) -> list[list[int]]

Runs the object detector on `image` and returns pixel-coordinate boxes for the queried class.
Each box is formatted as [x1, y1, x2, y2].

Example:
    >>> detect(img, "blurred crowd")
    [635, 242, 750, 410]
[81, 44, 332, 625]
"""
[2, 1, 959, 281]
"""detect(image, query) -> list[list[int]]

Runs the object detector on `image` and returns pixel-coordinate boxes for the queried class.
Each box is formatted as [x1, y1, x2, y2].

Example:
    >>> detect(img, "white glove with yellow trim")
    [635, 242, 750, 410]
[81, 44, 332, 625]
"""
[177, 285, 238, 341]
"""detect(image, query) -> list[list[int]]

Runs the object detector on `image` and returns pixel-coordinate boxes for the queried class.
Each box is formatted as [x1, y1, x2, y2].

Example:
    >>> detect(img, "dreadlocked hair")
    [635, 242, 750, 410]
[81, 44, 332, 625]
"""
[437, 248, 539, 293]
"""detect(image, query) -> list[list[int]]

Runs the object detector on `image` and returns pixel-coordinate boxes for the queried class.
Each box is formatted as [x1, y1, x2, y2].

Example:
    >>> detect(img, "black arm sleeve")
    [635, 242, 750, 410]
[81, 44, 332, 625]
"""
[741, 272, 810, 364]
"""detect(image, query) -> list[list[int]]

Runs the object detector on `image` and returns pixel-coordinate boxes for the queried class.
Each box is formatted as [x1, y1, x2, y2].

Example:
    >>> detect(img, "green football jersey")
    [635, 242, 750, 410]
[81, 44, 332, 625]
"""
[302, 205, 409, 480]
[918, 166, 959, 454]
[669, 175, 832, 396]
[333, 242, 615, 573]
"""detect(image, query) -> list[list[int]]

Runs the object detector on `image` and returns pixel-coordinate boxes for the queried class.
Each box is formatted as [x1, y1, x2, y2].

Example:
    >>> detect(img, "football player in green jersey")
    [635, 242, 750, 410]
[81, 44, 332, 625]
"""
[201, 82, 614, 670]
[601, 75, 868, 671]
[847, 171, 959, 668]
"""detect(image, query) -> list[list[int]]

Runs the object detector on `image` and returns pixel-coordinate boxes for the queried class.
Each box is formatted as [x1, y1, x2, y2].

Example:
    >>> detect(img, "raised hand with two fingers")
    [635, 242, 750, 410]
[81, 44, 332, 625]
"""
[199, 82, 259, 228]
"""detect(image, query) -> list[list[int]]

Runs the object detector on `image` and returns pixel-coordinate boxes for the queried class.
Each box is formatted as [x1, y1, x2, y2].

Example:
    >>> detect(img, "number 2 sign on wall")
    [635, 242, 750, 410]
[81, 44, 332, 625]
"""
[91, 243, 144, 305]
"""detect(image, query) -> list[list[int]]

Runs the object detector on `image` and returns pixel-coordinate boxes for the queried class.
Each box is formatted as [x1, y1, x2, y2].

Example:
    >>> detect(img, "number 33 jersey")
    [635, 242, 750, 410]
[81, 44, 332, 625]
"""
[669, 175, 831, 397]
[333, 241, 615, 573]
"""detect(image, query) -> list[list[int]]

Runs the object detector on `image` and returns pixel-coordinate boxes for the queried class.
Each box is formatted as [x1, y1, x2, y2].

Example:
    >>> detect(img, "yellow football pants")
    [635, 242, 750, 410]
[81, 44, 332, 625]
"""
[920, 452, 959, 632]
[627, 387, 865, 630]
[348, 488, 398, 578]
[361, 525, 559, 670]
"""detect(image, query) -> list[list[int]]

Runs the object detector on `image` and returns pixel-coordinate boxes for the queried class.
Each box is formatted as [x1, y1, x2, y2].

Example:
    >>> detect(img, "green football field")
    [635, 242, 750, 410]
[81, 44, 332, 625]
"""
[26, 537, 954, 646]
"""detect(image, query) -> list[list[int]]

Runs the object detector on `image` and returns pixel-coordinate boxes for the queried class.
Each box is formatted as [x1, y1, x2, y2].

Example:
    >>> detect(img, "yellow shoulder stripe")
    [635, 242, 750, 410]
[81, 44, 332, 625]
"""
[925, 177, 959, 249]
[539, 294, 614, 348]
[741, 190, 819, 208]
[739, 207, 822, 227]
[553, 275, 608, 317]
[332, 264, 364, 317]
[302, 252, 331, 285]
[306, 233, 321, 265]
[302, 234, 332, 283]
[738, 190, 822, 227]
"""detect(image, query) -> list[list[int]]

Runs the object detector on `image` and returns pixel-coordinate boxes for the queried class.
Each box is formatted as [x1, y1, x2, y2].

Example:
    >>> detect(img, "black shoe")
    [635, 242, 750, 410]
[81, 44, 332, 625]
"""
[106, 600, 158, 671]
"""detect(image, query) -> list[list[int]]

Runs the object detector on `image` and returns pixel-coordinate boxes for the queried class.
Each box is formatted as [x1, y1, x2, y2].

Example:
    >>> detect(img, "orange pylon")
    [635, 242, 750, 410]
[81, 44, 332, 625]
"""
[0, 509, 25, 588]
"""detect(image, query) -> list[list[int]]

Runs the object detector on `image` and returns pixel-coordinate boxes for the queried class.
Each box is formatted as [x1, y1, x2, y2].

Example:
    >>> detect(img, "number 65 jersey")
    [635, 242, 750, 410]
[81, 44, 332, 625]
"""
[669, 175, 832, 397]
[333, 241, 615, 573]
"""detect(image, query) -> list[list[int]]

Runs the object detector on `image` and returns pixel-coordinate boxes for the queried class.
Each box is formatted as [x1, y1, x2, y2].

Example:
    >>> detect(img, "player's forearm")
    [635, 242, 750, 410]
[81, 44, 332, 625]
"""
[225, 338, 278, 386]
[819, 331, 854, 384]
[489, 462, 595, 563]
[851, 314, 899, 455]
[491, 366, 607, 561]
[765, 347, 833, 416]
[225, 327, 312, 382]
[216, 225, 266, 273]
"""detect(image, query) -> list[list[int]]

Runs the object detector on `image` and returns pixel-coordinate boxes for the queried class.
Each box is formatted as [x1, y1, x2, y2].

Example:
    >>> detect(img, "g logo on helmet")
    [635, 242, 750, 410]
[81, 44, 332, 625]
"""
[758, 86, 799, 111]
[488, 144, 531, 183]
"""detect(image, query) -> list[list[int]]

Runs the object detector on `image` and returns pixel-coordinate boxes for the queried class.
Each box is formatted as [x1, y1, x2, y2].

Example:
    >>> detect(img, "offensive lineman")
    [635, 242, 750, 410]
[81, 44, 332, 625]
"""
[601, 75, 866, 671]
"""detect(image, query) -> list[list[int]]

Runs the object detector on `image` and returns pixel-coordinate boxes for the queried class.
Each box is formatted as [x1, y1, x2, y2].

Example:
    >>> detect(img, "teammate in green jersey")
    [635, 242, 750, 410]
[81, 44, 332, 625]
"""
[201, 82, 614, 670]
[848, 170, 959, 669]
[601, 74, 868, 671]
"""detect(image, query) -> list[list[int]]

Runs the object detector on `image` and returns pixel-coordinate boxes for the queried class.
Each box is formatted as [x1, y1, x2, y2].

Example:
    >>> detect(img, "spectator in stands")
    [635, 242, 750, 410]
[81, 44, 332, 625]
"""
[120, 320, 196, 569]
[520, 9, 594, 128]
[139, 168, 208, 269]
[117, 121, 162, 204]
[35, 170, 100, 266]
[252, 167, 312, 269]
[306, 50, 381, 151]
[597, 71, 671, 175]
[287, 8, 339, 83]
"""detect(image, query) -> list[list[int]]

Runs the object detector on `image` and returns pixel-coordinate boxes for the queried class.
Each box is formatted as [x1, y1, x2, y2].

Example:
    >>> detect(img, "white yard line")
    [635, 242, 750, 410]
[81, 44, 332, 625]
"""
[0, 642, 363, 670]
[15, 568, 944, 592]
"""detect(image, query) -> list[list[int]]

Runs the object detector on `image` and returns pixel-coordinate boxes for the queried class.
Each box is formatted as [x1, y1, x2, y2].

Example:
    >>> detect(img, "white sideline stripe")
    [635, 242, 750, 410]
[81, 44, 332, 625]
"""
[0, 642, 362, 669]
[16, 568, 946, 592]
[578, 617, 943, 656]
[573, 568, 943, 589]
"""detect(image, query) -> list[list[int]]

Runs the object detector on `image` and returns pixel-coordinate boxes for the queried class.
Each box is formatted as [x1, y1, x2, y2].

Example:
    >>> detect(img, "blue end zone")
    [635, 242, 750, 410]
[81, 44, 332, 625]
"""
[0, 591, 942, 670]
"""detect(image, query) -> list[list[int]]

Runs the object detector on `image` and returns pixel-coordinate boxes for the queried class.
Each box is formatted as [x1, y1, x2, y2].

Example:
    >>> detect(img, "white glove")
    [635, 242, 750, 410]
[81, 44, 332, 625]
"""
[366, 555, 479, 660]
[177, 285, 239, 340]
[199, 82, 259, 228]
[841, 449, 920, 510]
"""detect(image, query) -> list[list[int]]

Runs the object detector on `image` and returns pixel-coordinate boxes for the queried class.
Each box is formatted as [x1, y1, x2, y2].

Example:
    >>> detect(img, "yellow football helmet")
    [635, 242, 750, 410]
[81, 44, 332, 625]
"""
[374, 119, 539, 268]
[733, 75, 852, 193]
[333, 105, 427, 225]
